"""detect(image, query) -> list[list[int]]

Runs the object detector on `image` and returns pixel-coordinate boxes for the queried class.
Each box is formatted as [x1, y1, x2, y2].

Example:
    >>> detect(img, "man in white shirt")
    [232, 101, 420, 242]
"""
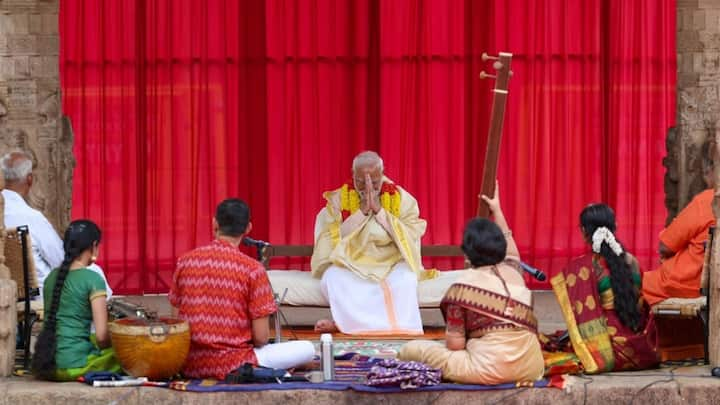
[1, 150, 112, 298]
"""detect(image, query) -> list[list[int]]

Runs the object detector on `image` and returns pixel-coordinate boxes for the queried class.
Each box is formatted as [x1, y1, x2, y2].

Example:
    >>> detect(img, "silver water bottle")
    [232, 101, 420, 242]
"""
[320, 333, 335, 380]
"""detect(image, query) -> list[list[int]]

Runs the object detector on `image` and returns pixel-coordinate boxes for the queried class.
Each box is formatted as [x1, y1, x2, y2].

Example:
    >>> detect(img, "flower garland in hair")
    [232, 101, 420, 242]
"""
[339, 181, 400, 220]
[591, 226, 623, 256]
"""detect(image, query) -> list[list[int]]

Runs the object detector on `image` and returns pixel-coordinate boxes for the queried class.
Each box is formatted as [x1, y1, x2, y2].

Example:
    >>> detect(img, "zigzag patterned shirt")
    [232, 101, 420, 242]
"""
[169, 239, 277, 379]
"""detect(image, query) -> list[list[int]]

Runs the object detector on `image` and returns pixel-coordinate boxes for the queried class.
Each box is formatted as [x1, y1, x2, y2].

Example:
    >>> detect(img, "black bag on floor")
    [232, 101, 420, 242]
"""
[224, 363, 289, 384]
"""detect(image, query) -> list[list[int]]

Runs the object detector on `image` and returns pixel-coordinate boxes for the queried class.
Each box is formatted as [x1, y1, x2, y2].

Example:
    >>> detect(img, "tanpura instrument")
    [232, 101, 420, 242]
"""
[107, 298, 155, 320]
[477, 52, 513, 218]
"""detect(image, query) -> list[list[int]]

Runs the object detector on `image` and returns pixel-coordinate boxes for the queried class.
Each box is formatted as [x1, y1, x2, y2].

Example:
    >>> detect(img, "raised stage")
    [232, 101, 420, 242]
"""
[4, 365, 720, 405]
[11, 292, 719, 404]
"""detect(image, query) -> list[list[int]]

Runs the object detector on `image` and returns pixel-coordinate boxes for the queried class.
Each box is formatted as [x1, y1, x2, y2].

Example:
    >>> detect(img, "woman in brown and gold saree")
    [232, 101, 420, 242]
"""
[550, 204, 659, 373]
[399, 184, 544, 384]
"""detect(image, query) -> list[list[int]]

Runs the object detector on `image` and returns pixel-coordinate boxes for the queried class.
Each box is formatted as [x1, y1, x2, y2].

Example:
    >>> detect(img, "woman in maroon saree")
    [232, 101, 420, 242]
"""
[551, 204, 659, 373]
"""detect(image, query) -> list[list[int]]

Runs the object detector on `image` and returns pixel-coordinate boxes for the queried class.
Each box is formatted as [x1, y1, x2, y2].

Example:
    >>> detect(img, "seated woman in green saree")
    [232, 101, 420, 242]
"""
[32, 220, 121, 381]
[551, 204, 659, 373]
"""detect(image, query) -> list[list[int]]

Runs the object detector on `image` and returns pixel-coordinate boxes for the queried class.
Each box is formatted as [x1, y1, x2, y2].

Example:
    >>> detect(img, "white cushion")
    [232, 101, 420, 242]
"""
[267, 269, 469, 308]
[654, 296, 707, 306]
[417, 270, 469, 307]
[267, 270, 327, 306]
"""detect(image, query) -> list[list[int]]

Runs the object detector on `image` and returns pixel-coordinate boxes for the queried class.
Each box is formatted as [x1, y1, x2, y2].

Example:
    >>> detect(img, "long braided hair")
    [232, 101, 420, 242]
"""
[32, 220, 101, 379]
[580, 204, 642, 332]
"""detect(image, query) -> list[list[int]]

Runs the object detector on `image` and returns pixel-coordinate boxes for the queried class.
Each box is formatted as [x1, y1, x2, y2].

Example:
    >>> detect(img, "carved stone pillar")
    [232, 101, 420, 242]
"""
[1, 0, 66, 376]
[671, 0, 720, 220]
[0, 0, 73, 234]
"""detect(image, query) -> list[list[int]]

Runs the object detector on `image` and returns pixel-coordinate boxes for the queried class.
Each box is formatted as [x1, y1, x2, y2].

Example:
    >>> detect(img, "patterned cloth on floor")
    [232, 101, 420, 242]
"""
[167, 352, 565, 392]
[539, 331, 583, 376]
[543, 351, 582, 376]
[333, 340, 404, 358]
[366, 358, 441, 389]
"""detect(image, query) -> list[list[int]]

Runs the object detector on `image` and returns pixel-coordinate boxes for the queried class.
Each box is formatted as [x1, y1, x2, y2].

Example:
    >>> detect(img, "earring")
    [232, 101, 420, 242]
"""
[90, 255, 97, 264]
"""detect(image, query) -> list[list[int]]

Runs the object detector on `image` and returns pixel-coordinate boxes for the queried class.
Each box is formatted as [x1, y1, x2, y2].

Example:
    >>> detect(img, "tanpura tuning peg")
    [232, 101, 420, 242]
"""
[481, 52, 499, 61]
[479, 71, 496, 79]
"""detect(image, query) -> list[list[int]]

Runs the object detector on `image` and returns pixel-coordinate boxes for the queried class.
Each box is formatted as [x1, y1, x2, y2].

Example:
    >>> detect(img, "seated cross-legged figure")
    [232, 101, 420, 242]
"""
[398, 184, 544, 384]
[311, 151, 428, 335]
[170, 198, 315, 380]
[642, 186, 715, 306]
[551, 204, 659, 373]
[31, 220, 121, 381]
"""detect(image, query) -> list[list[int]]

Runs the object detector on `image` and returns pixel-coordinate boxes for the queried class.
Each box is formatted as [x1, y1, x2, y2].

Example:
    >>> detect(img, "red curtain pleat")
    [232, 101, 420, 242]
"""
[60, 0, 676, 294]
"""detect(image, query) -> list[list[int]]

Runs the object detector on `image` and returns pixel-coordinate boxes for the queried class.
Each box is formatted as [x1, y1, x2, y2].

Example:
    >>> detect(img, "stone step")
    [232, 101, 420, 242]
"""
[4, 365, 720, 404]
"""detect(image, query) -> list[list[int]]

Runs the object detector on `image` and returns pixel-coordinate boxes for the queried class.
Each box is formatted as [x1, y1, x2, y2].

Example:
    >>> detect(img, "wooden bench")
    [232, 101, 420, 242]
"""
[259, 244, 464, 268]
[258, 244, 467, 310]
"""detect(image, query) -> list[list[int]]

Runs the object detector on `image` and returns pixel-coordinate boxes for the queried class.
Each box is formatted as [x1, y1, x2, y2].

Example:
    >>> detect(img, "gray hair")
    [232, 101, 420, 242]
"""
[1, 150, 34, 183]
[352, 151, 384, 173]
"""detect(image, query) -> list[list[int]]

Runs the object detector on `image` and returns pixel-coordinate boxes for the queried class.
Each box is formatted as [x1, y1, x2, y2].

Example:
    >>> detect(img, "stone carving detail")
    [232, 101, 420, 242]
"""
[38, 91, 59, 126]
[0, 174, 10, 280]
[0, 127, 31, 152]
[663, 127, 680, 224]
[0, 99, 7, 124]
[57, 116, 76, 228]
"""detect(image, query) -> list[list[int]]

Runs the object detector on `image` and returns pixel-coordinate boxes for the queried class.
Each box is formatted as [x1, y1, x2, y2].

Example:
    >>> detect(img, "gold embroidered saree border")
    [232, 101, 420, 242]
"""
[441, 283, 538, 333]
[551, 272, 604, 373]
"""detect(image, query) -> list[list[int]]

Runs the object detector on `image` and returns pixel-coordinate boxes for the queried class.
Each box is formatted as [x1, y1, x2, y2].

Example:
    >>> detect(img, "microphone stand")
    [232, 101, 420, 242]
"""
[250, 242, 294, 343]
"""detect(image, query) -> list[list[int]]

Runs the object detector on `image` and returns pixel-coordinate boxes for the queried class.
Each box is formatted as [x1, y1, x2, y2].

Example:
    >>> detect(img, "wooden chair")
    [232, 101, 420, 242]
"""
[4, 225, 41, 370]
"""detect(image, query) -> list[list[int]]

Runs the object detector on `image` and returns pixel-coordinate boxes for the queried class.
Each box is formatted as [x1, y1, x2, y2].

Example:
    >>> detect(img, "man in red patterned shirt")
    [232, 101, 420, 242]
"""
[170, 198, 315, 379]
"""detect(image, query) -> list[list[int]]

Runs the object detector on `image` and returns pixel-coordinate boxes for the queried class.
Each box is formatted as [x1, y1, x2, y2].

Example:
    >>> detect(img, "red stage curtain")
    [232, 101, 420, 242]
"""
[60, 0, 675, 294]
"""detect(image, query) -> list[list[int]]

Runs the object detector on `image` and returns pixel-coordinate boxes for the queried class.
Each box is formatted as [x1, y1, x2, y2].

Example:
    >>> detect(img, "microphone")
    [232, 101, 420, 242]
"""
[519, 261, 547, 281]
[242, 237, 270, 248]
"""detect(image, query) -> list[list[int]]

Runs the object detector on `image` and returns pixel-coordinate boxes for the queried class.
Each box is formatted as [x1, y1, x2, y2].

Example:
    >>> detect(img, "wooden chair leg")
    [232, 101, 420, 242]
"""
[700, 309, 710, 364]
[22, 312, 32, 370]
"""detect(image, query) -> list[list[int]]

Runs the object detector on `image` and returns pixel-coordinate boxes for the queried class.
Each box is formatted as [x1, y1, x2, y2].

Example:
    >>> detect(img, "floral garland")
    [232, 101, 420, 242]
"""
[339, 181, 401, 220]
[591, 227, 623, 256]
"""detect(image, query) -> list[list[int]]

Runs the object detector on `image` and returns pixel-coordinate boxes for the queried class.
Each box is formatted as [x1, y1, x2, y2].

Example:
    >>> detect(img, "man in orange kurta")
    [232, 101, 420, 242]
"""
[642, 189, 716, 305]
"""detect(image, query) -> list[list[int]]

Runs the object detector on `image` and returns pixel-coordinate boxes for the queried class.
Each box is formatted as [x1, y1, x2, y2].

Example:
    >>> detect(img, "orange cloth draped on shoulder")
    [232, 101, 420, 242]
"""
[642, 189, 716, 306]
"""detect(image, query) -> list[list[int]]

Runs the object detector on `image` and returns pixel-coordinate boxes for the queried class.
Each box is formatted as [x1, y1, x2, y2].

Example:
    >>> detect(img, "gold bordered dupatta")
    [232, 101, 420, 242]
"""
[550, 254, 615, 373]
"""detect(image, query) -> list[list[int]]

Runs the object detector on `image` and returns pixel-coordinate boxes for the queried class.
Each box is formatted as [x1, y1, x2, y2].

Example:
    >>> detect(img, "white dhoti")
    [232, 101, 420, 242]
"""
[254, 340, 316, 370]
[320, 261, 423, 335]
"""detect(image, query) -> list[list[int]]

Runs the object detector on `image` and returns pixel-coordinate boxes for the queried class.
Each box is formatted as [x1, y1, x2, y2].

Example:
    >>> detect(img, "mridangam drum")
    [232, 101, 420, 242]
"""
[109, 317, 190, 380]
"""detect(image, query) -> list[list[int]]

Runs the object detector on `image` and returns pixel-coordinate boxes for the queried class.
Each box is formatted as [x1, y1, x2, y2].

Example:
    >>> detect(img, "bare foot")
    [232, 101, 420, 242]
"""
[314, 319, 339, 333]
